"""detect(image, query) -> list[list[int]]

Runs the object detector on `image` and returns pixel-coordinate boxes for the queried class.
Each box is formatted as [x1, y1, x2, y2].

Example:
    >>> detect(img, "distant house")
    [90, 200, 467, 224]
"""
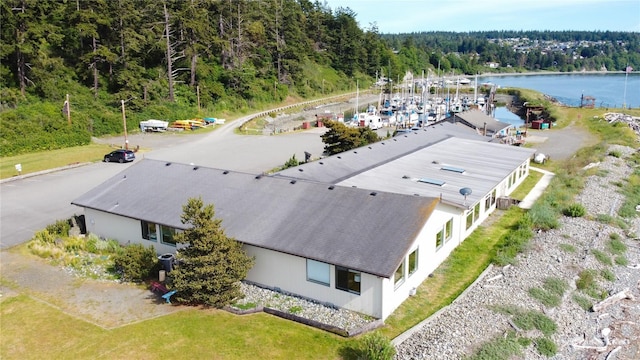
[72, 122, 535, 320]
[444, 110, 513, 138]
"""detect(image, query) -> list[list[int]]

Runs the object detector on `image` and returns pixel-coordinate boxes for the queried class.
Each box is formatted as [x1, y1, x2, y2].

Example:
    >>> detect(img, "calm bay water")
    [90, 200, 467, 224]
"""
[478, 73, 640, 109]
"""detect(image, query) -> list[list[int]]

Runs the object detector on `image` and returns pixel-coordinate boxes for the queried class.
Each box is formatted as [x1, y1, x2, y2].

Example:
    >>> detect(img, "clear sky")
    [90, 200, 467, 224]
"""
[322, 0, 640, 33]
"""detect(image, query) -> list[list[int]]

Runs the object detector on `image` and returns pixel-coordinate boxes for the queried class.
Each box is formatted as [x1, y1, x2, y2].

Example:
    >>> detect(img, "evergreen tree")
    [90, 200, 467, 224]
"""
[170, 197, 254, 307]
[321, 120, 380, 155]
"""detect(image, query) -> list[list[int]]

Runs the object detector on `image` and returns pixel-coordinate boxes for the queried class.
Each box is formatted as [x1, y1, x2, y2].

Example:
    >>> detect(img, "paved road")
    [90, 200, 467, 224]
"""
[0, 107, 336, 249]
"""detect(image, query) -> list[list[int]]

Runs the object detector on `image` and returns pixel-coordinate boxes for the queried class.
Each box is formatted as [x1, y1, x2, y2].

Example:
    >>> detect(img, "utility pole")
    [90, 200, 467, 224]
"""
[121, 100, 129, 150]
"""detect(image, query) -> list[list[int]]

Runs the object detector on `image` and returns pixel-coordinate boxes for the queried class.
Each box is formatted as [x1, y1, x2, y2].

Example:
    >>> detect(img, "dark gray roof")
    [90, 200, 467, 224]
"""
[445, 110, 513, 135]
[72, 159, 438, 278]
[274, 121, 487, 184]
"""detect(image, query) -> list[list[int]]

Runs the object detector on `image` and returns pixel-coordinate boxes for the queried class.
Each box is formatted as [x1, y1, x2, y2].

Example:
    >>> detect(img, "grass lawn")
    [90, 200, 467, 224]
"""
[0, 144, 112, 180]
[0, 294, 353, 360]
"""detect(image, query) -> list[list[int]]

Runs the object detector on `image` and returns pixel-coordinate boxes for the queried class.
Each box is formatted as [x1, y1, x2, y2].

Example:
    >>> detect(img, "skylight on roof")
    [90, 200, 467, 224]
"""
[441, 165, 466, 173]
[418, 178, 445, 186]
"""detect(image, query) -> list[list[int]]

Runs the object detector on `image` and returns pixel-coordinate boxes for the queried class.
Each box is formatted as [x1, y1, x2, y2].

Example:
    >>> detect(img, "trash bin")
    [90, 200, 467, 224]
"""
[158, 253, 175, 273]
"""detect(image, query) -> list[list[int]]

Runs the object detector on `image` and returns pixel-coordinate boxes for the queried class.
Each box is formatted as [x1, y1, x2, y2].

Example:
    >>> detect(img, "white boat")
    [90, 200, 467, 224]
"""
[457, 78, 471, 85]
[139, 119, 169, 132]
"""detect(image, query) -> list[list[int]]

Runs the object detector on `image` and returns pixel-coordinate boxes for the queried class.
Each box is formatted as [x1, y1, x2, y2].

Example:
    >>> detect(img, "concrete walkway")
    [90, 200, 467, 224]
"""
[518, 166, 555, 209]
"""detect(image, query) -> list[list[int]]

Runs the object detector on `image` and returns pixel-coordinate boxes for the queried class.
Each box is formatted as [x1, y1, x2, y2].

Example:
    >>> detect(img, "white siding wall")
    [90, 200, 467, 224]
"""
[83, 208, 179, 254]
[380, 204, 462, 319]
[244, 246, 384, 318]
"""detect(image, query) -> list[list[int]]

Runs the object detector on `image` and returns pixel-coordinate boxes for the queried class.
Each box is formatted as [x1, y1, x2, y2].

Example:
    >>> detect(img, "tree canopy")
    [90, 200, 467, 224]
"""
[321, 120, 381, 155]
[170, 197, 254, 307]
[1, 1, 637, 156]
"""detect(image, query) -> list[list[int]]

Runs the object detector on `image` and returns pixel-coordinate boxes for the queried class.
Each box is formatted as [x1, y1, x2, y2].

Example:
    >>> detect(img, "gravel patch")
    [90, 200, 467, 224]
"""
[233, 282, 377, 334]
[395, 144, 640, 360]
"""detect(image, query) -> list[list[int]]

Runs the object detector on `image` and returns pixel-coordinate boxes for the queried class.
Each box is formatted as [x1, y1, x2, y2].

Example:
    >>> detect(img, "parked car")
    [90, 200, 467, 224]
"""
[103, 149, 135, 163]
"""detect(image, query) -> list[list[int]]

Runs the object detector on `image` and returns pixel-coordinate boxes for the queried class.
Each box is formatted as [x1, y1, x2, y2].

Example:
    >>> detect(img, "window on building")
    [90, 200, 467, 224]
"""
[160, 225, 177, 246]
[394, 261, 405, 288]
[408, 249, 418, 276]
[491, 189, 497, 207]
[466, 210, 474, 230]
[435, 229, 444, 250]
[473, 203, 480, 222]
[336, 266, 361, 295]
[445, 218, 453, 241]
[307, 259, 330, 286]
[141, 221, 157, 241]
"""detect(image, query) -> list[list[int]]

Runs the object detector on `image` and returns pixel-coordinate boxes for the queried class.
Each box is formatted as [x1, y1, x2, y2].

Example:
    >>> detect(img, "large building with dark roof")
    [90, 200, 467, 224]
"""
[72, 122, 536, 319]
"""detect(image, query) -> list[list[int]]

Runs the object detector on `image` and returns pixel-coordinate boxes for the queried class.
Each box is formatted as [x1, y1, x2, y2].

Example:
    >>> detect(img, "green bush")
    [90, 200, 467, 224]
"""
[527, 203, 559, 230]
[562, 203, 586, 217]
[357, 332, 396, 360]
[575, 270, 597, 291]
[113, 244, 158, 282]
[46, 219, 71, 237]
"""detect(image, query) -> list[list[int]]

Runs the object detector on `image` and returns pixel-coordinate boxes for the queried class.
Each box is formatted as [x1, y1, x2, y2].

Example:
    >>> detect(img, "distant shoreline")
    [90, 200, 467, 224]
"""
[477, 70, 635, 77]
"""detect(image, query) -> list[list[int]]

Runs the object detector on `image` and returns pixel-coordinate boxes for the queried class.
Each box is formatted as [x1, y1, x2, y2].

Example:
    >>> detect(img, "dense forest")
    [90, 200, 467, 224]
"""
[1, 0, 638, 156]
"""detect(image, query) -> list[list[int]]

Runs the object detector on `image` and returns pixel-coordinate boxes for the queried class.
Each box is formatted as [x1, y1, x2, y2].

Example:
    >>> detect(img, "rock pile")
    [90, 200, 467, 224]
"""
[394, 144, 640, 359]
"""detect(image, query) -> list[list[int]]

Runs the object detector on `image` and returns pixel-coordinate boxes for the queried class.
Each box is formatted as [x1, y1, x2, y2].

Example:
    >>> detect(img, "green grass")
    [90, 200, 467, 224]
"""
[591, 249, 613, 266]
[0, 295, 351, 360]
[572, 293, 593, 311]
[0, 143, 113, 179]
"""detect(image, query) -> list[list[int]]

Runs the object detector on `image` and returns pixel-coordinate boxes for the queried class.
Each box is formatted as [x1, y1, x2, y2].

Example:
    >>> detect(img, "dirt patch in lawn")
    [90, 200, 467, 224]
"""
[0, 251, 182, 329]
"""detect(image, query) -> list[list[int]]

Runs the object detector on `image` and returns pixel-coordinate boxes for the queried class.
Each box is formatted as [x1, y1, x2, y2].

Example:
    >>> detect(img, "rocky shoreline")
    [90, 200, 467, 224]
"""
[394, 144, 640, 359]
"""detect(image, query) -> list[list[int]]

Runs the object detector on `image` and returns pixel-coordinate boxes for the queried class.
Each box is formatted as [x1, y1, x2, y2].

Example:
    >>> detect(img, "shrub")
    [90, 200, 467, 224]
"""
[357, 332, 396, 360]
[113, 244, 158, 282]
[575, 270, 597, 291]
[46, 219, 71, 237]
[31, 229, 56, 244]
[527, 203, 559, 230]
[562, 203, 586, 217]
[63, 236, 87, 252]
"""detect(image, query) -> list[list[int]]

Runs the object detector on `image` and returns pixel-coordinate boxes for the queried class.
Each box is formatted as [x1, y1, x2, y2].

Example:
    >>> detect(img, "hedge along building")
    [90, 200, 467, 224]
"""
[72, 122, 536, 320]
